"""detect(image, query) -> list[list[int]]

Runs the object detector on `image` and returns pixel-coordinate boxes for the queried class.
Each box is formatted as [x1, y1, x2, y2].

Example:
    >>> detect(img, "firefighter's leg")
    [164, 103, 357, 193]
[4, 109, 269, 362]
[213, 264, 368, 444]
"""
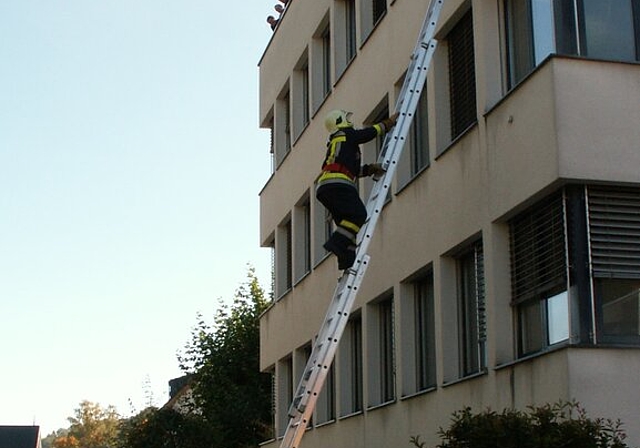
[317, 184, 367, 269]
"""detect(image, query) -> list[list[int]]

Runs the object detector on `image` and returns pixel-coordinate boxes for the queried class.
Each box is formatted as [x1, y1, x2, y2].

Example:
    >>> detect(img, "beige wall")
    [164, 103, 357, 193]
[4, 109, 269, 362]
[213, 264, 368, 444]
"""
[258, 0, 640, 446]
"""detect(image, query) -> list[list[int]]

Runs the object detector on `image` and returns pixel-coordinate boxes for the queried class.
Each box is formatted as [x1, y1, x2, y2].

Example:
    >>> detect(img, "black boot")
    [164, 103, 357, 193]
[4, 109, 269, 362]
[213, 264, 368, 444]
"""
[338, 247, 356, 270]
[324, 233, 357, 270]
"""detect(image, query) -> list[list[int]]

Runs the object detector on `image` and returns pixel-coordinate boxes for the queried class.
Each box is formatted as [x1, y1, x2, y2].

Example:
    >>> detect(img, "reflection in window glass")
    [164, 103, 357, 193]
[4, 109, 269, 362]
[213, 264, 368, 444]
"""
[596, 279, 640, 337]
[582, 0, 636, 60]
[532, 0, 555, 64]
[547, 291, 569, 344]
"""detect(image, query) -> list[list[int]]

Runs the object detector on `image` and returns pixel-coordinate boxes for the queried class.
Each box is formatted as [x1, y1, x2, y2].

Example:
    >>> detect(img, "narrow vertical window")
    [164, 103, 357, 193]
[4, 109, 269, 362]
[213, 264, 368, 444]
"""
[322, 27, 332, 96]
[312, 16, 332, 112]
[373, 0, 387, 24]
[379, 298, 395, 402]
[367, 296, 395, 406]
[277, 356, 293, 437]
[457, 240, 486, 377]
[346, 0, 357, 61]
[293, 52, 310, 139]
[410, 89, 429, 176]
[276, 218, 293, 298]
[448, 9, 477, 140]
[294, 197, 311, 283]
[339, 314, 363, 416]
[414, 276, 436, 390]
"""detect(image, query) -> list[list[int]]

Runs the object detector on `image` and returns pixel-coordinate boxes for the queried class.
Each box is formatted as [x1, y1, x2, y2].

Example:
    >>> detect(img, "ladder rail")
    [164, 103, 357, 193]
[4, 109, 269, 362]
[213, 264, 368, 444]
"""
[279, 1, 444, 447]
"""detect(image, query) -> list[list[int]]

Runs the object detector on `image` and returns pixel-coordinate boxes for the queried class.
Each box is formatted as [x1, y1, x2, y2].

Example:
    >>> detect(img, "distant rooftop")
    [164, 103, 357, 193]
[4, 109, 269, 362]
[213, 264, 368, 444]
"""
[0, 426, 41, 448]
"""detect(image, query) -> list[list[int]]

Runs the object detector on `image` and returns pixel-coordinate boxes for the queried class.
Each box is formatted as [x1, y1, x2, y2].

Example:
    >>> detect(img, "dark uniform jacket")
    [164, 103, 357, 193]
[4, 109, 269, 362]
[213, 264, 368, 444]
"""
[316, 123, 387, 188]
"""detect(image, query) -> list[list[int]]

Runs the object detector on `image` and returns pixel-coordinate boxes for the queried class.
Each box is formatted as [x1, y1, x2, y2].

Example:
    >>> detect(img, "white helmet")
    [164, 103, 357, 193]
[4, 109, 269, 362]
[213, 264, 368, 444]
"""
[324, 109, 353, 133]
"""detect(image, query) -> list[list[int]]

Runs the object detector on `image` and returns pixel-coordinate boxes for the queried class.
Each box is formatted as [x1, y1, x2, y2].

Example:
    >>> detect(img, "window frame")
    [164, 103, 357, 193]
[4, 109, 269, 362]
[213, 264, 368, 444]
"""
[447, 8, 477, 141]
[401, 270, 437, 397]
[367, 295, 396, 408]
[294, 194, 312, 283]
[456, 239, 486, 377]
[338, 313, 363, 416]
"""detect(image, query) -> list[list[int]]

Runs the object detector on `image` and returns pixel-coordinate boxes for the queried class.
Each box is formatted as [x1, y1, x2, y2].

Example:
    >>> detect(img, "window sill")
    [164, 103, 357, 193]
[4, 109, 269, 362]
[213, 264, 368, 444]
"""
[442, 369, 487, 388]
[435, 121, 478, 160]
[366, 398, 396, 412]
[338, 409, 364, 421]
[395, 163, 430, 196]
[400, 385, 437, 401]
[494, 341, 571, 371]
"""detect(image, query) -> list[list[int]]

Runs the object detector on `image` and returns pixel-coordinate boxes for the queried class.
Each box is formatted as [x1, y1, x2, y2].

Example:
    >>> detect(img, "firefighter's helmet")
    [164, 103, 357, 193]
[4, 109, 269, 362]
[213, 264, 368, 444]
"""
[324, 109, 353, 133]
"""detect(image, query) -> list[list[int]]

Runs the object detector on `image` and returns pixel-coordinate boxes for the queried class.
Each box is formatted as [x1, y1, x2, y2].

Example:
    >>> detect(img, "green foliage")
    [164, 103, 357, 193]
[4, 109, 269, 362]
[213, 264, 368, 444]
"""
[426, 401, 630, 448]
[117, 407, 215, 448]
[177, 267, 273, 448]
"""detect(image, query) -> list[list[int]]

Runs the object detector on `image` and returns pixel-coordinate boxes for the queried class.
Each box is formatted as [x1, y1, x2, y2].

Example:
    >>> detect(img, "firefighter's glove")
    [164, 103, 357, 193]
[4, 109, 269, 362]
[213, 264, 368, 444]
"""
[381, 112, 400, 131]
[365, 163, 386, 177]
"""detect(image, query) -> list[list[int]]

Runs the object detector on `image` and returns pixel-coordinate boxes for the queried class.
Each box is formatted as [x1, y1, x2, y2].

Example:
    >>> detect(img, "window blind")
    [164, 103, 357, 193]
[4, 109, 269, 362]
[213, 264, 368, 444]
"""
[588, 186, 640, 278]
[510, 191, 567, 304]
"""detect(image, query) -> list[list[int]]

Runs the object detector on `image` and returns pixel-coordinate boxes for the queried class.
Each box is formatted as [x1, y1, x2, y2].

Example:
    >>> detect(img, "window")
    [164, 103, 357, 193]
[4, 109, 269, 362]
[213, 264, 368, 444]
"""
[367, 296, 395, 406]
[294, 196, 311, 283]
[335, 0, 357, 78]
[398, 78, 429, 188]
[276, 218, 293, 298]
[265, 366, 276, 441]
[338, 314, 363, 416]
[509, 191, 569, 356]
[401, 271, 436, 396]
[505, 0, 640, 87]
[448, 9, 477, 140]
[293, 52, 310, 140]
[362, 101, 390, 200]
[505, 0, 556, 87]
[457, 240, 486, 376]
[361, 0, 386, 41]
[315, 363, 335, 424]
[322, 28, 332, 96]
[266, 112, 275, 174]
[275, 85, 291, 167]
[313, 194, 333, 265]
[294, 344, 313, 428]
[588, 185, 640, 344]
[312, 16, 332, 111]
[277, 356, 293, 437]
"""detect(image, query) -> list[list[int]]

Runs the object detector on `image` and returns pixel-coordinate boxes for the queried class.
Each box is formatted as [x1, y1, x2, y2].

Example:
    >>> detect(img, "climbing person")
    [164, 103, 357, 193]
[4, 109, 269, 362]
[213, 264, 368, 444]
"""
[316, 109, 399, 270]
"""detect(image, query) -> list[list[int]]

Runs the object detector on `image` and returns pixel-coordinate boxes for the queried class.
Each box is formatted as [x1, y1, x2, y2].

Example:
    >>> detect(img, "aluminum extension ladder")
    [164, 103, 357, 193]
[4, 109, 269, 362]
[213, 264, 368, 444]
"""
[279, 1, 444, 447]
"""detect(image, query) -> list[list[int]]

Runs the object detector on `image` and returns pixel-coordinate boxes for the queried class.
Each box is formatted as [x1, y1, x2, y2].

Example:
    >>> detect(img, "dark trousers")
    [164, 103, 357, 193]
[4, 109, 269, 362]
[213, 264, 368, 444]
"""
[316, 183, 367, 240]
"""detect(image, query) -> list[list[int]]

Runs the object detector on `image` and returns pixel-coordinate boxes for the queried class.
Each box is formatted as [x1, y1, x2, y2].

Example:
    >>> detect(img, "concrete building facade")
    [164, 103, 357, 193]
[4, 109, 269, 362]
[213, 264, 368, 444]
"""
[258, 1, 640, 447]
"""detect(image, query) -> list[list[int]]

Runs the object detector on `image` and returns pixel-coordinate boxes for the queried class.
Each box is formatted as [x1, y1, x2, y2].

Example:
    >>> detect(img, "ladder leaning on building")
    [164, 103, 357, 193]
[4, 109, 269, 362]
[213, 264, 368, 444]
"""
[279, 1, 446, 447]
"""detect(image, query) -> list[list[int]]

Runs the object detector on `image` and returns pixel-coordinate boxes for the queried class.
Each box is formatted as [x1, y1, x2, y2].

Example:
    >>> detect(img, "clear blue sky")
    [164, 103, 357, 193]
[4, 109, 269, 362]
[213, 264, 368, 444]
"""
[0, 0, 274, 435]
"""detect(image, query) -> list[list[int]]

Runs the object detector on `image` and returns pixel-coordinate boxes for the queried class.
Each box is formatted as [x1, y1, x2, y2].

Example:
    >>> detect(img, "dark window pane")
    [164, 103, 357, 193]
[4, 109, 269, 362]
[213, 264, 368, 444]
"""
[448, 9, 477, 139]
[581, 0, 636, 60]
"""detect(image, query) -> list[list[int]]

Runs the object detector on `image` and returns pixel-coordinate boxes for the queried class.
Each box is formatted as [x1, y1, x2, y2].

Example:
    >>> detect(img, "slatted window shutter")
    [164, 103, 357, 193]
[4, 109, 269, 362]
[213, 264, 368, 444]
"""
[448, 9, 477, 139]
[588, 186, 640, 278]
[509, 191, 567, 305]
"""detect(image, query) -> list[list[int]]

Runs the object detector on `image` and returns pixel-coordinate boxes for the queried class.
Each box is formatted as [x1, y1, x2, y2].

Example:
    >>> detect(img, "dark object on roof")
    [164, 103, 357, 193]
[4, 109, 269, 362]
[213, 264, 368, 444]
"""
[0, 426, 41, 448]
[168, 374, 193, 399]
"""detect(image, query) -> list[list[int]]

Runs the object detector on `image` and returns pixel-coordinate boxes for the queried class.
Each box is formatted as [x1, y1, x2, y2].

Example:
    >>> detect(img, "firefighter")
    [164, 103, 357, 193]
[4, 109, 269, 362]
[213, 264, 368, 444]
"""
[316, 109, 399, 270]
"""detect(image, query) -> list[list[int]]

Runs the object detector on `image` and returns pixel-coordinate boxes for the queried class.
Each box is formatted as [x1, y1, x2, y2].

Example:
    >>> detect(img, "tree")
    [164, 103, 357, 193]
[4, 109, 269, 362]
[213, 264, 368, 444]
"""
[117, 407, 215, 448]
[52, 400, 120, 448]
[178, 267, 273, 448]
[42, 429, 69, 448]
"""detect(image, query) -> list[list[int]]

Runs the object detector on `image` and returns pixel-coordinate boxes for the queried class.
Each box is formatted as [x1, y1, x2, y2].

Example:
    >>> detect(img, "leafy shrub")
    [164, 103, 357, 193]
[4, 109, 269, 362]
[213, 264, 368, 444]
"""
[411, 401, 632, 448]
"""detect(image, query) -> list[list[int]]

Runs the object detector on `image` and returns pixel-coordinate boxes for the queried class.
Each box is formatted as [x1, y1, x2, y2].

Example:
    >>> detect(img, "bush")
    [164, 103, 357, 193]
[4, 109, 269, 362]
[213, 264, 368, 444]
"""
[412, 401, 631, 448]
